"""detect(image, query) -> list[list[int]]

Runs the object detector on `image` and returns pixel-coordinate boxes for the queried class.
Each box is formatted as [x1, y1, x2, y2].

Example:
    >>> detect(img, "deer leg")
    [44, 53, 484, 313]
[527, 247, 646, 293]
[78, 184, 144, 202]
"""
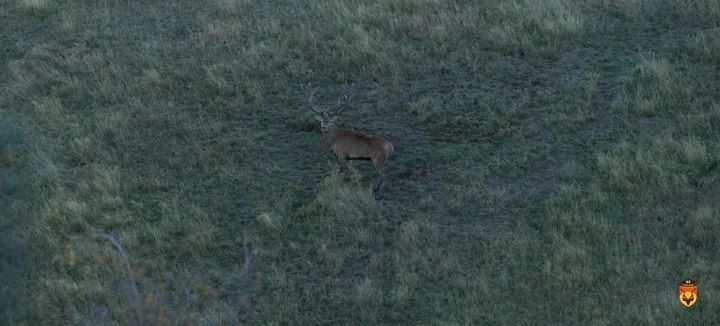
[337, 155, 349, 176]
[373, 169, 386, 200]
[372, 156, 386, 194]
[376, 170, 385, 192]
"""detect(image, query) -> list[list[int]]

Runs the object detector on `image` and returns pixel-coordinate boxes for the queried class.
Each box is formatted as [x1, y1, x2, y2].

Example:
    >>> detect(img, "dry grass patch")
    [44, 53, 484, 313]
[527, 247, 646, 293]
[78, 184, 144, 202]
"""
[31, 97, 65, 130]
[486, 0, 585, 51]
[690, 28, 720, 63]
[596, 137, 713, 197]
[623, 54, 694, 116]
[408, 96, 443, 122]
[18, 0, 49, 14]
[215, 0, 250, 15]
[594, 0, 720, 21]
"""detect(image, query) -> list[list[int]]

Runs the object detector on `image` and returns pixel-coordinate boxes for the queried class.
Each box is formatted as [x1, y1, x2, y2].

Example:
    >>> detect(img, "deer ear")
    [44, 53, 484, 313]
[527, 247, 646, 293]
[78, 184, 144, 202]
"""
[315, 115, 323, 121]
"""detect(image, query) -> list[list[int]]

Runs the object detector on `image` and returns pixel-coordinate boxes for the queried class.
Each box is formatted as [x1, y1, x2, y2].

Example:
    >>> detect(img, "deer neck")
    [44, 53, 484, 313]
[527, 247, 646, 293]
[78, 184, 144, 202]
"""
[323, 125, 342, 143]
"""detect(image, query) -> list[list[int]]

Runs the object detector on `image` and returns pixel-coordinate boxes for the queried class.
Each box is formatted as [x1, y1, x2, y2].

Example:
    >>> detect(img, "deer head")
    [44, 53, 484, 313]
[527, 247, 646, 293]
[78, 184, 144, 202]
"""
[301, 83, 356, 135]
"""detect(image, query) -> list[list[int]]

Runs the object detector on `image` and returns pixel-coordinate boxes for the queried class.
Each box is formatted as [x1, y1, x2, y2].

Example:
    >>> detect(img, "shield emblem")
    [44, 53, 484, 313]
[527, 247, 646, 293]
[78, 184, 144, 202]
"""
[678, 279, 698, 308]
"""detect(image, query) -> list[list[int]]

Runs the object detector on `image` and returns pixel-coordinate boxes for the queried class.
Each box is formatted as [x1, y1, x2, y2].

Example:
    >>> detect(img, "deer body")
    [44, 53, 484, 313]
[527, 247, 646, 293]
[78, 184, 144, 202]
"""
[302, 83, 393, 196]
[324, 126, 394, 176]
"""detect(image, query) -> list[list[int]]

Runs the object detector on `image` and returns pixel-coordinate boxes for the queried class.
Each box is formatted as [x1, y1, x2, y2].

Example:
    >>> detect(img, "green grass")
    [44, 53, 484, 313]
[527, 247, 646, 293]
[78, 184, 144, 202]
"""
[2, 0, 720, 324]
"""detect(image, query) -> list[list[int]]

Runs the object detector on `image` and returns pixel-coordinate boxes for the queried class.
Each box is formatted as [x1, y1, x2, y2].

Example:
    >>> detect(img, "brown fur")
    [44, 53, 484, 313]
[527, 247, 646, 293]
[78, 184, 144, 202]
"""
[322, 122, 393, 193]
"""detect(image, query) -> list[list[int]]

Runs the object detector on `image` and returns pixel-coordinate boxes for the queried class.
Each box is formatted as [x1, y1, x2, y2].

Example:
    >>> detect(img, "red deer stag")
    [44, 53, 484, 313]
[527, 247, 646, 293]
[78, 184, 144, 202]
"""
[301, 83, 394, 197]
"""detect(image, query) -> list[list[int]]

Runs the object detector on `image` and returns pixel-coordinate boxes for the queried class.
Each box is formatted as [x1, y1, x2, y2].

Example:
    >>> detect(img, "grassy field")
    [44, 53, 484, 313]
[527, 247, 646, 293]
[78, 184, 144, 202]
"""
[2, 0, 720, 324]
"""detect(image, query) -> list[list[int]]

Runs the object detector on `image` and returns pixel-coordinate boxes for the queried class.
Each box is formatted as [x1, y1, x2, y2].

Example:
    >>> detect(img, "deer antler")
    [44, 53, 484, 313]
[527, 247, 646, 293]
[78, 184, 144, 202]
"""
[300, 83, 322, 115]
[333, 83, 356, 115]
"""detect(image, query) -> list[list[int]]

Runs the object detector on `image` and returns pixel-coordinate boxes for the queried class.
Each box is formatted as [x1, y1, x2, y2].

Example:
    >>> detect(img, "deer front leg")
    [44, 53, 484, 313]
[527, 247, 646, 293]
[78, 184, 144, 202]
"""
[373, 171, 385, 200]
[373, 170, 384, 192]
[372, 157, 386, 197]
[337, 155, 349, 176]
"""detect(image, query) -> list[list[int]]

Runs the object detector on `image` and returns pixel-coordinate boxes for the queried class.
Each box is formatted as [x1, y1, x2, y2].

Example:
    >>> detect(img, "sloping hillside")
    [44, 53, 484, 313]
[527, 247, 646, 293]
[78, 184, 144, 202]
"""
[2, 0, 719, 324]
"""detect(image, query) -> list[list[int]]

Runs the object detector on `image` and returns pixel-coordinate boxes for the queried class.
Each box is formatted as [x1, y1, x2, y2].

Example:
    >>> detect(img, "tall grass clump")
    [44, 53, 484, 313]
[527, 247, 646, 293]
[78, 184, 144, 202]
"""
[623, 55, 693, 116]
[18, 0, 49, 15]
[597, 137, 714, 199]
[215, 0, 250, 15]
[690, 28, 720, 63]
[485, 0, 585, 52]
[594, 0, 720, 22]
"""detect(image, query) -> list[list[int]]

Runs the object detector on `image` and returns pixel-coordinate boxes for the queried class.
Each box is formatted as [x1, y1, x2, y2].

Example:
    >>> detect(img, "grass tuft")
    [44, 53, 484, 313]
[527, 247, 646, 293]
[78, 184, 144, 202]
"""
[690, 28, 720, 63]
[486, 0, 585, 51]
[624, 54, 694, 116]
[18, 0, 49, 14]
[596, 137, 713, 197]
